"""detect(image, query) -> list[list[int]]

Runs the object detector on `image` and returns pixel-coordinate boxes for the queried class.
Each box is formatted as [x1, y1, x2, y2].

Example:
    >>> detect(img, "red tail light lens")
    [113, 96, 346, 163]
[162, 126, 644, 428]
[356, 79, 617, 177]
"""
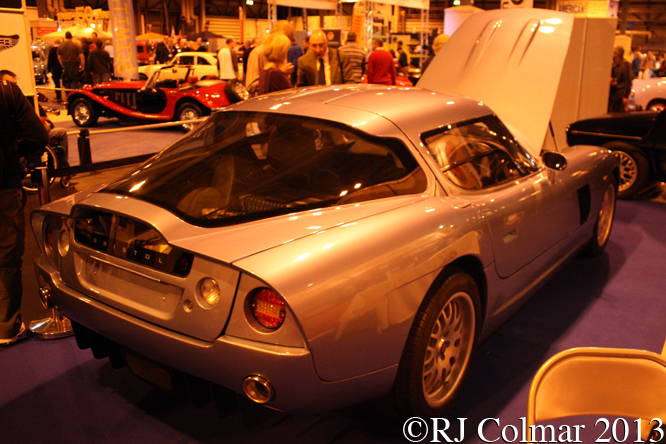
[251, 289, 286, 330]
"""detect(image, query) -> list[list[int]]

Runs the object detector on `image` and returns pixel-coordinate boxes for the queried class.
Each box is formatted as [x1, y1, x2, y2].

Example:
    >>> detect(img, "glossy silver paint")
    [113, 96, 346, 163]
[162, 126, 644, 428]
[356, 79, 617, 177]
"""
[31, 9, 619, 414]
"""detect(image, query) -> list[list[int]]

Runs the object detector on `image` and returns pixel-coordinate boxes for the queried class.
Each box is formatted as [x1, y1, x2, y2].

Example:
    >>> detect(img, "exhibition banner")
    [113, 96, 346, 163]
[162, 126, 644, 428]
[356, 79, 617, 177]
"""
[557, 0, 611, 17]
[109, 0, 139, 80]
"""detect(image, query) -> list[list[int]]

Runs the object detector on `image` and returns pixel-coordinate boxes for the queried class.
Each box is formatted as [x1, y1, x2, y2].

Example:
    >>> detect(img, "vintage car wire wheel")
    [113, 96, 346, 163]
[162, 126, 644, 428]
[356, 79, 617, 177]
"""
[177, 102, 203, 131]
[604, 141, 649, 199]
[71, 97, 99, 127]
[647, 99, 666, 112]
[392, 269, 480, 416]
[584, 176, 617, 257]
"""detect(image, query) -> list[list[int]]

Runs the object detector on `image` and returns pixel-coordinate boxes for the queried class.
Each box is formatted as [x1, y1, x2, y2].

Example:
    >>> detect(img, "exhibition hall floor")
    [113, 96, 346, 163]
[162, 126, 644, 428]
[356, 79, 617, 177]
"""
[1, 111, 665, 443]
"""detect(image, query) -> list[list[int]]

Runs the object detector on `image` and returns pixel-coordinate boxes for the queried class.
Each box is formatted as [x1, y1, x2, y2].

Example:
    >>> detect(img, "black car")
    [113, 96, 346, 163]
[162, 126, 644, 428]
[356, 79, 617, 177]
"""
[567, 110, 666, 198]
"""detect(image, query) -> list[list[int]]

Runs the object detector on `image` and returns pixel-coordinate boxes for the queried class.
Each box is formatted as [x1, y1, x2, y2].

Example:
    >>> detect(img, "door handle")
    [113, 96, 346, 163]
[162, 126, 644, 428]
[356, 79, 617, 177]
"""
[503, 229, 518, 244]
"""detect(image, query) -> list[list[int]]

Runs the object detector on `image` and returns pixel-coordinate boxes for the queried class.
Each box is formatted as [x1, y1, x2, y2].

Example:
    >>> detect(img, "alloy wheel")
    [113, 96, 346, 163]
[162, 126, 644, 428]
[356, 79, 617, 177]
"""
[422, 291, 476, 408]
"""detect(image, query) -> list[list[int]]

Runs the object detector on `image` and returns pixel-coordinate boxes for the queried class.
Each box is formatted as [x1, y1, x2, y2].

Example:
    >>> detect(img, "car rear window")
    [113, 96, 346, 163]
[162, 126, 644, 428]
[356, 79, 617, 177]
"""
[102, 111, 427, 226]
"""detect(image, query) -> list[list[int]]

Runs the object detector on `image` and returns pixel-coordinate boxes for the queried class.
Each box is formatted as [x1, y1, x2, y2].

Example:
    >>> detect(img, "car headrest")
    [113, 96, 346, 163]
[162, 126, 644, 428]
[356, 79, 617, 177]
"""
[187, 76, 199, 84]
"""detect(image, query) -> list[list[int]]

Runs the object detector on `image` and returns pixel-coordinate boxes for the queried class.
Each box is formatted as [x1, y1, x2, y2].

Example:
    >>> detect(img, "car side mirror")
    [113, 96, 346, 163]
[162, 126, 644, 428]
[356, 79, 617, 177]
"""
[542, 151, 567, 171]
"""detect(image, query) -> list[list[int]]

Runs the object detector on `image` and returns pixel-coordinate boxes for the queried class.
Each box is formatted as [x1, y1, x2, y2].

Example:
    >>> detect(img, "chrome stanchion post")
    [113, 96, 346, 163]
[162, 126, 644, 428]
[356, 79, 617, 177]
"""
[30, 167, 73, 339]
[29, 309, 73, 339]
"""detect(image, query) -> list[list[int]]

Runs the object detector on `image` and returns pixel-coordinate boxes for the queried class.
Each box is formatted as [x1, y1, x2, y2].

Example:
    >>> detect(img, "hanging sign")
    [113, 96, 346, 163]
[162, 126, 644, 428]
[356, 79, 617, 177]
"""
[557, 0, 611, 17]
[0, 0, 36, 97]
[109, 0, 139, 80]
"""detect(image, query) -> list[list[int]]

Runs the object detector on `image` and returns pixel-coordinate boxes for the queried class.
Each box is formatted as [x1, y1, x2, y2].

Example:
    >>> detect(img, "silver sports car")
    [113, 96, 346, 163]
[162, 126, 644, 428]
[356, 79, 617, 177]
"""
[31, 10, 619, 418]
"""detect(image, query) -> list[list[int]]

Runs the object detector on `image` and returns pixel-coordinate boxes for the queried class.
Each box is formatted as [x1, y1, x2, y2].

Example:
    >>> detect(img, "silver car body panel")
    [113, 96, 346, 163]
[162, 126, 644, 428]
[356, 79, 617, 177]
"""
[31, 9, 619, 412]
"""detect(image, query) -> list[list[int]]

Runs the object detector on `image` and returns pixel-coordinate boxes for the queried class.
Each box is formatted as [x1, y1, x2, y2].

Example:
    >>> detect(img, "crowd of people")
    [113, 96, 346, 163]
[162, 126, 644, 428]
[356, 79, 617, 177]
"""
[37, 26, 666, 110]
[44, 30, 113, 99]
[38, 25, 444, 97]
[632, 50, 666, 79]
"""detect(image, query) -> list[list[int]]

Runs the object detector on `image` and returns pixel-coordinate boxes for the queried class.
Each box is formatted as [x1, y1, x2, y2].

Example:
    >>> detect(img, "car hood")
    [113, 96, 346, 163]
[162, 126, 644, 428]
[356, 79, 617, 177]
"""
[418, 8, 574, 153]
[39, 190, 428, 265]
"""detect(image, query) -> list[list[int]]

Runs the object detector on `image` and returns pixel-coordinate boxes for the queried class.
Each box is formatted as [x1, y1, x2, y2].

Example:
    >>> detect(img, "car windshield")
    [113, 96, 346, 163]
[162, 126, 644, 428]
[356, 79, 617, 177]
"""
[102, 111, 427, 227]
[146, 66, 191, 89]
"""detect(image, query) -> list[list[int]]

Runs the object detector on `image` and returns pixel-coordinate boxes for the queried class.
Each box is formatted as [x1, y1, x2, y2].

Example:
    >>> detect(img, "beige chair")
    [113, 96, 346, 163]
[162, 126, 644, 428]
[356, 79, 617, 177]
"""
[526, 345, 666, 443]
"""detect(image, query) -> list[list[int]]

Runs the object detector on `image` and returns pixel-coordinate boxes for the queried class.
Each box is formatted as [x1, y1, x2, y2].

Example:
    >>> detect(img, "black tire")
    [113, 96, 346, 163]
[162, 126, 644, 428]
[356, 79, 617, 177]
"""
[139, 73, 148, 80]
[604, 141, 649, 199]
[22, 145, 59, 193]
[647, 99, 666, 112]
[584, 176, 617, 257]
[225, 78, 250, 103]
[70, 97, 99, 127]
[176, 102, 204, 132]
[391, 268, 481, 418]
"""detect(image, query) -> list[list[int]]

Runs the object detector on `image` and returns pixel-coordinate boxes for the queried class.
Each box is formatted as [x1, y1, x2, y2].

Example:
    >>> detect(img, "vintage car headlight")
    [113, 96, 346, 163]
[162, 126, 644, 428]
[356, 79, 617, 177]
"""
[197, 277, 221, 309]
[250, 288, 286, 330]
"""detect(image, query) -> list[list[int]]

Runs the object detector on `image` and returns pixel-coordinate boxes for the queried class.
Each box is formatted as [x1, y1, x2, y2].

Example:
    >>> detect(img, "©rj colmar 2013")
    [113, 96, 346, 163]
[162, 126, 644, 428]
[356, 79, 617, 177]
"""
[402, 417, 664, 443]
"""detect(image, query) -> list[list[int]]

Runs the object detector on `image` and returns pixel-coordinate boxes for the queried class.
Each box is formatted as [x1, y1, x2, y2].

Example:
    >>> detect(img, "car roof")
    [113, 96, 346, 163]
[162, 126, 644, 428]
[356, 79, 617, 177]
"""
[226, 84, 493, 138]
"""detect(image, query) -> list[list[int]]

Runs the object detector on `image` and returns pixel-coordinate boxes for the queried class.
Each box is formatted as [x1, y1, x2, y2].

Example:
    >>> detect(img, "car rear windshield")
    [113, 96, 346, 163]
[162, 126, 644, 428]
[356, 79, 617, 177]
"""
[102, 111, 427, 227]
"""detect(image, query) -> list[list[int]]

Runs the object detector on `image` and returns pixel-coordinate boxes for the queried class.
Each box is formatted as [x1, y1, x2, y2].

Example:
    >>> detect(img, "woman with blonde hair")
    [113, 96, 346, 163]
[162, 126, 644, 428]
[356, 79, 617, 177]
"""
[258, 32, 293, 95]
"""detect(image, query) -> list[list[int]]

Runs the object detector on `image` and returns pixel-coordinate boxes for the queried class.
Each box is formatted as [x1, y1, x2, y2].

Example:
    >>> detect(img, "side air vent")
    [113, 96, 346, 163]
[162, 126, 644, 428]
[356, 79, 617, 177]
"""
[577, 184, 591, 225]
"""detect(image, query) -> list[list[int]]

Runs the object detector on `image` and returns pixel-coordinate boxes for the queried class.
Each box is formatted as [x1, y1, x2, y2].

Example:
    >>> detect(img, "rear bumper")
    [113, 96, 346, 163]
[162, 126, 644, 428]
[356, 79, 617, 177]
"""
[34, 255, 396, 413]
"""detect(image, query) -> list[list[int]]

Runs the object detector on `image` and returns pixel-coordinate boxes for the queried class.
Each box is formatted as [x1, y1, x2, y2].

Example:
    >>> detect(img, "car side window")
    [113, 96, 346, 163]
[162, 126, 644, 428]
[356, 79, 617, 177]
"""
[422, 117, 538, 190]
[177, 55, 195, 65]
[197, 56, 212, 65]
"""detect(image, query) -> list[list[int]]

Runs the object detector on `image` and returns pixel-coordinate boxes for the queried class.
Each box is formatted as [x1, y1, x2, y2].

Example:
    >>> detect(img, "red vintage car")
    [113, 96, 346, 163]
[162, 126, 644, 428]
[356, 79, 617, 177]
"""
[67, 66, 248, 128]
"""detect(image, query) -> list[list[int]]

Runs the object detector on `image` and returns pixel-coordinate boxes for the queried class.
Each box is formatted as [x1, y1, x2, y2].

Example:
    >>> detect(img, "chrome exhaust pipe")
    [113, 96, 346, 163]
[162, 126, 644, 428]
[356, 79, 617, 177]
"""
[242, 375, 275, 404]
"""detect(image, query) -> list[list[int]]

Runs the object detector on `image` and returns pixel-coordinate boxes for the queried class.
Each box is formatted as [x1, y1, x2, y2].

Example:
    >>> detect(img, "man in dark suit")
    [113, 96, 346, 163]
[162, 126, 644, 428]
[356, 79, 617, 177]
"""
[296, 29, 354, 87]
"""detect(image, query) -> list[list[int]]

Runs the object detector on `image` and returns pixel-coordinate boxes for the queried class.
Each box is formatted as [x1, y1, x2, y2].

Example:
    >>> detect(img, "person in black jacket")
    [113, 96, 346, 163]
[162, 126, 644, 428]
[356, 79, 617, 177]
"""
[0, 78, 50, 346]
[47, 39, 63, 101]
[87, 39, 112, 85]
[155, 37, 171, 64]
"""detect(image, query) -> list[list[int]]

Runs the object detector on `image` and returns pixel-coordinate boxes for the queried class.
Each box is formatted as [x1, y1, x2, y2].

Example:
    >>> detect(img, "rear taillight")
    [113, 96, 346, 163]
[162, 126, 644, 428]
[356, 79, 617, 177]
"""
[44, 222, 54, 258]
[251, 289, 286, 330]
[198, 277, 221, 308]
[58, 225, 70, 256]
